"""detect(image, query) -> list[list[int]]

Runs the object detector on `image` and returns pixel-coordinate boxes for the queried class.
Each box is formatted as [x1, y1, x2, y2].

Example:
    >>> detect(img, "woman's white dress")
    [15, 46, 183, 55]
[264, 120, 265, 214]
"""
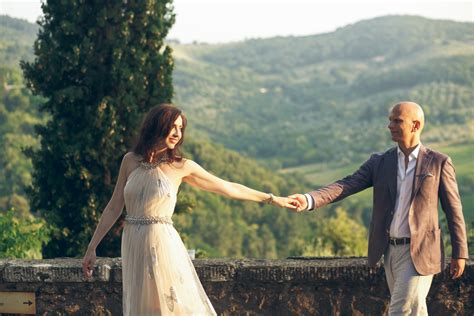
[121, 162, 216, 315]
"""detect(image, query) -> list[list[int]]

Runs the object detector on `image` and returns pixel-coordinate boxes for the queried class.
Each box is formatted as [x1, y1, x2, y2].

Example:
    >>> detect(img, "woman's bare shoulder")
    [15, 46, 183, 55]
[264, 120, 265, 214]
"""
[177, 158, 197, 168]
[123, 151, 141, 161]
[123, 152, 141, 174]
[169, 158, 197, 174]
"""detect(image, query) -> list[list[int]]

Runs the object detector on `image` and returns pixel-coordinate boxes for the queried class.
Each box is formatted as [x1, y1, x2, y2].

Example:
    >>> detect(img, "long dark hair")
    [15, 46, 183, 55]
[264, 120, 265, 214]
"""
[133, 104, 187, 163]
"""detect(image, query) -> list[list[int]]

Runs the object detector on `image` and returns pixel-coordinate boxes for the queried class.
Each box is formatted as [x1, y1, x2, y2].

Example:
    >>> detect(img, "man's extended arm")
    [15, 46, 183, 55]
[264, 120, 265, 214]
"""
[291, 154, 378, 211]
[439, 157, 469, 278]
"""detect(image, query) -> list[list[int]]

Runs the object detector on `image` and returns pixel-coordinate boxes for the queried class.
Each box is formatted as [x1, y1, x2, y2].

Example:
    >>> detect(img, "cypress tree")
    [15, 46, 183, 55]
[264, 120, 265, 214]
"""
[21, 0, 175, 257]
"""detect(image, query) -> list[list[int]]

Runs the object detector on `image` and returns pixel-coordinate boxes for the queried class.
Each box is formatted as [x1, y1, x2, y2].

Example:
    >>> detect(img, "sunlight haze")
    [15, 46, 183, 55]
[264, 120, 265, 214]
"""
[0, 0, 472, 43]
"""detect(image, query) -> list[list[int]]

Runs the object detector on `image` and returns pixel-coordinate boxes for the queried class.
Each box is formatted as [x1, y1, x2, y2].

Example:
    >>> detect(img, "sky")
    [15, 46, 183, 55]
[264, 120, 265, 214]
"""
[1, 0, 472, 43]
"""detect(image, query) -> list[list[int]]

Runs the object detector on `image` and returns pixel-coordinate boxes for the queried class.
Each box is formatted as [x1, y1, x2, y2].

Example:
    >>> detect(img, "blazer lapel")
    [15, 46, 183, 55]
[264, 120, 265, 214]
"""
[386, 147, 398, 208]
[411, 145, 433, 201]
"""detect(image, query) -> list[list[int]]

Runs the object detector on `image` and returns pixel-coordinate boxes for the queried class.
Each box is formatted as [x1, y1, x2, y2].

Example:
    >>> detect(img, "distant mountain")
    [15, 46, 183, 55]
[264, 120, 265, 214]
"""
[0, 15, 38, 67]
[172, 15, 474, 167]
[1, 15, 472, 167]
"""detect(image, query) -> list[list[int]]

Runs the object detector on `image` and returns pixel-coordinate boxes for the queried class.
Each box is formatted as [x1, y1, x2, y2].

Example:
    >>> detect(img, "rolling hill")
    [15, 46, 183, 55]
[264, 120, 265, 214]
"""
[1, 14, 472, 257]
[172, 15, 473, 167]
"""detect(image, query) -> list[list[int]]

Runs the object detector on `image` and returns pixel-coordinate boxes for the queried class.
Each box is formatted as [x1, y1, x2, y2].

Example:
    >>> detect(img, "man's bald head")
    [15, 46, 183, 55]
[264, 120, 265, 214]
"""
[391, 102, 425, 131]
[388, 101, 425, 149]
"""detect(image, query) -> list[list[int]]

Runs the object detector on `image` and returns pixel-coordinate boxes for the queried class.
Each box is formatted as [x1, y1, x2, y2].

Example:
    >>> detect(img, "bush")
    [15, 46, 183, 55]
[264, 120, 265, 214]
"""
[0, 209, 51, 259]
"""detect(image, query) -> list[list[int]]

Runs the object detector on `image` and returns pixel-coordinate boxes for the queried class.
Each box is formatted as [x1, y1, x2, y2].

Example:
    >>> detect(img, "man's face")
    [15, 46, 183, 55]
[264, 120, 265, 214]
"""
[387, 107, 415, 143]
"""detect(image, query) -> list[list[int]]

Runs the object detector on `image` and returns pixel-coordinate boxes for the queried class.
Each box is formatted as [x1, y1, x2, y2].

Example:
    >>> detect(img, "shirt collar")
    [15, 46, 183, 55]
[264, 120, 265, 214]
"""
[397, 143, 421, 161]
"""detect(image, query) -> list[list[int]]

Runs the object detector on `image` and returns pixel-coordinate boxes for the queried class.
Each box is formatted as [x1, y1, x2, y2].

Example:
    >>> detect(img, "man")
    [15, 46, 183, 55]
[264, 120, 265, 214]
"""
[290, 102, 468, 315]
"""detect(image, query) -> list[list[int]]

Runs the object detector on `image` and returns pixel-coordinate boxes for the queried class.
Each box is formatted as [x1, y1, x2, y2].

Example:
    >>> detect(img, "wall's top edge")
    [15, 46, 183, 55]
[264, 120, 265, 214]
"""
[0, 257, 472, 283]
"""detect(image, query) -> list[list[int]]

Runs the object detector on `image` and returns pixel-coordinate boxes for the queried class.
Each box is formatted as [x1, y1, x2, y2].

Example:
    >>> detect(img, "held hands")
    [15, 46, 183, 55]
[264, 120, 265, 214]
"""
[82, 248, 96, 279]
[270, 195, 301, 210]
[288, 194, 308, 212]
[267, 194, 308, 211]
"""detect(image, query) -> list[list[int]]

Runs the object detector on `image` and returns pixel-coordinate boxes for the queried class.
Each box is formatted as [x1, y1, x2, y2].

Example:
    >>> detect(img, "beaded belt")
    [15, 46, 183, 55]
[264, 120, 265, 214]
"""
[125, 215, 173, 225]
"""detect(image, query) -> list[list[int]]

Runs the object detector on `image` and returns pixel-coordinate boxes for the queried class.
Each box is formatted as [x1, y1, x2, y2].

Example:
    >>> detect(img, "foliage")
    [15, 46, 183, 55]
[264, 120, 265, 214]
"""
[0, 66, 45, 216]
[0, 208, 52, 259]
[303, 208, 367, 257]
[20, 1, 175, 258]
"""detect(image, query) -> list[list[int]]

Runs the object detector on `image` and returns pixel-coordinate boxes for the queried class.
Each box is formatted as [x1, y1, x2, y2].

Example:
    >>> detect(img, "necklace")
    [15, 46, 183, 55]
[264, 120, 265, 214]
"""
[140, 157, 169, 170]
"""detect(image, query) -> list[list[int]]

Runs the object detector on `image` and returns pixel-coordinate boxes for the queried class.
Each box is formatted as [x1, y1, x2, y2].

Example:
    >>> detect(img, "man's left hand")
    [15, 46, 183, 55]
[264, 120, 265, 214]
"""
[450, 258, 466, 279]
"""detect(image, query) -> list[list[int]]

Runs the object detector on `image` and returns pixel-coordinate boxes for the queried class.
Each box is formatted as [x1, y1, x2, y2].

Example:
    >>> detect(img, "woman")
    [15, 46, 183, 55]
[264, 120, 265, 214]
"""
[82, 104, 299, 315]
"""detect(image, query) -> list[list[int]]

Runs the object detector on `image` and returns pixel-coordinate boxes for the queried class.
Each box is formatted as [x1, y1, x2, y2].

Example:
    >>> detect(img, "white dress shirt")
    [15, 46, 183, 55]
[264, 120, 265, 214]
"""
[389, 143, 421, 238]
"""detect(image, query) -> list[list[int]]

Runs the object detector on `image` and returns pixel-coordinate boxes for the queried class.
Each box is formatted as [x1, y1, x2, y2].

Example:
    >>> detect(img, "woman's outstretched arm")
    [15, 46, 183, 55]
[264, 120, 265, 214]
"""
[82, 152, 135, 278]
[181, 159, 299, 209]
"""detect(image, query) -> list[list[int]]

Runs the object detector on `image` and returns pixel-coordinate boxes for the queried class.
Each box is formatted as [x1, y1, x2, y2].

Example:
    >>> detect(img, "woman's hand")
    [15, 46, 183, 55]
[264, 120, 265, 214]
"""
[82, 248, 96, 279]
[271, 196, 301, 209]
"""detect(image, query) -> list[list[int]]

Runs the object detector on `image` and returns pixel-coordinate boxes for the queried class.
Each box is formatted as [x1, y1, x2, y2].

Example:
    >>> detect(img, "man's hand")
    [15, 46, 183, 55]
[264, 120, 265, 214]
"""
[288, 194, 308, 212]
[450, 258, 466, 279]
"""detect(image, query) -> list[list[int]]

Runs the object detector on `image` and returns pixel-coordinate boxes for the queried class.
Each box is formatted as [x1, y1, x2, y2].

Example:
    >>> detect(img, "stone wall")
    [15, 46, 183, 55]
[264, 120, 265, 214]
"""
[0, 257, 472, 315]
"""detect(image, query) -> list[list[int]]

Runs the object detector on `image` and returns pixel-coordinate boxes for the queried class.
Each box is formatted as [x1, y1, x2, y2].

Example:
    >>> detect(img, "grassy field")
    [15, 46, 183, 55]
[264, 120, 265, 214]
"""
[438, 141, 474, 177]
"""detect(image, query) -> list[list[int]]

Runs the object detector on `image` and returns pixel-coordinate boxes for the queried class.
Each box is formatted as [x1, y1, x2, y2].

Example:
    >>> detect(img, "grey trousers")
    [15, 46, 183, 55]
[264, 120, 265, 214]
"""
[384, 244, 434, 316]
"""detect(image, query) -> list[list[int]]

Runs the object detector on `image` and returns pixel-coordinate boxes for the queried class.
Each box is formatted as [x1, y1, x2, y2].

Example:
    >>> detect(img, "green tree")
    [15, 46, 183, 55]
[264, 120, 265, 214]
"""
[21, 0, 175, 258]
[0, 67, 45, 217]
[303, 208, 368, 256]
